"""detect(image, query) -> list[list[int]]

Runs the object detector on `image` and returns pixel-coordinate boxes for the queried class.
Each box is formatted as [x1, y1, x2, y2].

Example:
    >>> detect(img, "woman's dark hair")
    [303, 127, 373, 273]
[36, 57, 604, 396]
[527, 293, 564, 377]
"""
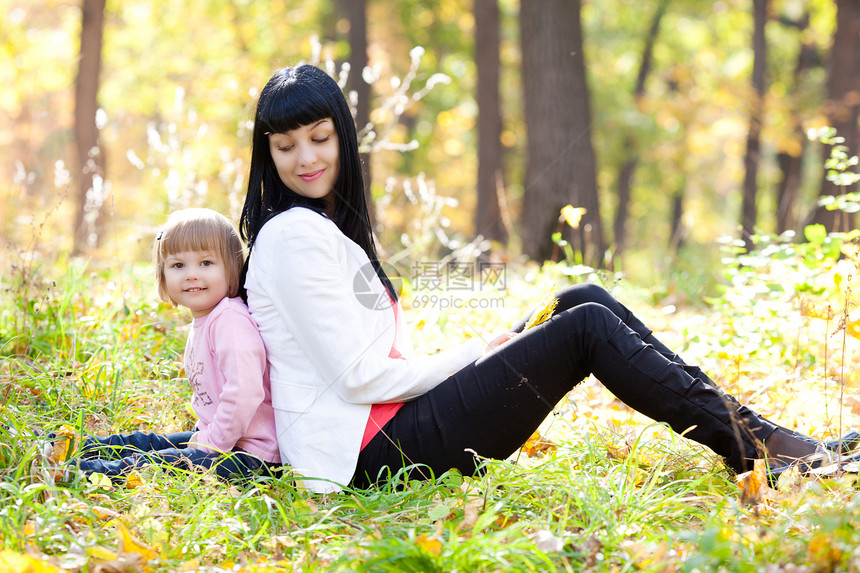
[240, 65, 396, 300]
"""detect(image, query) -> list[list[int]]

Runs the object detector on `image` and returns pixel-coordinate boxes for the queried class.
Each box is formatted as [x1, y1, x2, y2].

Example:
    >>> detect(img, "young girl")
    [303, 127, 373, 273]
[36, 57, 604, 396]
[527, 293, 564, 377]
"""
[240, 65, 851, 493]
[47, 208, 280, 483]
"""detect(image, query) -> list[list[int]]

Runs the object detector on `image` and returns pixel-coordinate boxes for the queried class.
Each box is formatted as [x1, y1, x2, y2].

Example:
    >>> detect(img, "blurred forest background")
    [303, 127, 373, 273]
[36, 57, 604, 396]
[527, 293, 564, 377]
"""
[1, 0, 858, 294]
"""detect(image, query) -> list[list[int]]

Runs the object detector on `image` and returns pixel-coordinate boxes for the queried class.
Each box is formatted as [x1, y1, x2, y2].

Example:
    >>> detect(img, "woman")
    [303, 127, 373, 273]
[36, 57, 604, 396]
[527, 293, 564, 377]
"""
[240, 65, 844, 493]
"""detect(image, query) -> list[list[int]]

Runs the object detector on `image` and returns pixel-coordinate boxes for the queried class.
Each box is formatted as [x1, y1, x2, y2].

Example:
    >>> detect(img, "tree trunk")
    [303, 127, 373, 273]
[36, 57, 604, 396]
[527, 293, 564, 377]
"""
[668, 176, 687, 252]
[812, 0, 860, 232]
[613, 0, 669, 259]
[72, 0, 107, 254]
[473, 0, 507, 245]
[776, 12, 816, 235]
[520, 0, 604, 264]
[338, 0, 375, 228]
[740, 0, 767, 250]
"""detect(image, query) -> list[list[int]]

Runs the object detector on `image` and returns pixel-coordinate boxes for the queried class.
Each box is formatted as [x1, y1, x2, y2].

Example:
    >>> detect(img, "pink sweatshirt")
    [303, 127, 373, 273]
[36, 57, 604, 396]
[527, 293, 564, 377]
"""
[185, 296, 280, 463]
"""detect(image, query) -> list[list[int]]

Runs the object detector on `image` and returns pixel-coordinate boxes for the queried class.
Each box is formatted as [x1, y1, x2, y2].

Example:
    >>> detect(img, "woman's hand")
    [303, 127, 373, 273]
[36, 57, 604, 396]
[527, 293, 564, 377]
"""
[485, 331, 517, 353]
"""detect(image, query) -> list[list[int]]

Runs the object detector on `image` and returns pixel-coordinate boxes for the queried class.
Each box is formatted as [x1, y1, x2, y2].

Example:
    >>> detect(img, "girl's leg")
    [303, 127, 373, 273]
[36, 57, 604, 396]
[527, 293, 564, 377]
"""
[76, 443, 266, 481]
[80, 431, 194, 460]
[355, 301, 786, 487]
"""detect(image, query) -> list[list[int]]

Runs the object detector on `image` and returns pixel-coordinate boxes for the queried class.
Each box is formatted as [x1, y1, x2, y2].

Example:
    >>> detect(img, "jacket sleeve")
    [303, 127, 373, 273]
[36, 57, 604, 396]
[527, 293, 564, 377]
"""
[258, 214, 483, 404]
[193, 309, 268, 453]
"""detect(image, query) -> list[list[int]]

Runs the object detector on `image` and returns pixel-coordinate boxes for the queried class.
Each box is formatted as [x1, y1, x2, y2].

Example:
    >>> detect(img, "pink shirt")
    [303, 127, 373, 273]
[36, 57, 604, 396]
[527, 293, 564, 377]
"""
[186, 296, 280, 463]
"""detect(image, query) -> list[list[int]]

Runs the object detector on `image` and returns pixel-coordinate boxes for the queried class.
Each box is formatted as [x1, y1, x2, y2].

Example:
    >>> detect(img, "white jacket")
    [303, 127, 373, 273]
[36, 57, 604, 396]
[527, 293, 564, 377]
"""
[245, 208, 483, 492]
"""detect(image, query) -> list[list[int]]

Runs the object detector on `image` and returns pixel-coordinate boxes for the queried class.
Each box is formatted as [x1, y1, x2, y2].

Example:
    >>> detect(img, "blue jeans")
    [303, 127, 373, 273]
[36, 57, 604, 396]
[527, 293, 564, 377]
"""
[76, 430, 273, 482]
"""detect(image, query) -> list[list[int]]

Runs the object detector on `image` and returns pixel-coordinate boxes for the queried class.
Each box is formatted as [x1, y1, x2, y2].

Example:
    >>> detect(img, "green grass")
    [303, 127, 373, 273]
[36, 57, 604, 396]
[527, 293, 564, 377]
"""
[2, 247, 860, 572]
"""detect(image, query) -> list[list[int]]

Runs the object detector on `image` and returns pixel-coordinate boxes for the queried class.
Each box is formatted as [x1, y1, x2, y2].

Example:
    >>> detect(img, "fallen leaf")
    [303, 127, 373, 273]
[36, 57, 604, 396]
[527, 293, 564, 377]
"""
[808, 533, 842, 568]
[521, 431, 558, 458]
[494, 514, 518, 528]
[0, 549, 61, 573]
[581, 533, 603, 567]
[428, 504, 451, 522]
[534, 530, 564, 553]
[47, 425, 77, 464]
[86, 546, 119, 561]
[124, 473, 143, 490]
[458, 498, 483, 532]
[736, 459, 769, 505]
[115, 521, 159, 562]
[88, 473, 113, 491]
[416, 534, 442, 556]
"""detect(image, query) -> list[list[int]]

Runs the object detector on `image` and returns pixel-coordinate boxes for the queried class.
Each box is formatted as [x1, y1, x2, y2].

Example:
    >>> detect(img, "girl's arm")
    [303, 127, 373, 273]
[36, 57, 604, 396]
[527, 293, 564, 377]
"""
[257, 213, 482, 404]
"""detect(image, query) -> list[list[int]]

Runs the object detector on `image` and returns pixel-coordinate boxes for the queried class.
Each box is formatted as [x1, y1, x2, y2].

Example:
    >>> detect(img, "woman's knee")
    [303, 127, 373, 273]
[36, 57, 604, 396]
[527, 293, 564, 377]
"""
[555, 302, 621, 338]
[555, 283, 614, 309]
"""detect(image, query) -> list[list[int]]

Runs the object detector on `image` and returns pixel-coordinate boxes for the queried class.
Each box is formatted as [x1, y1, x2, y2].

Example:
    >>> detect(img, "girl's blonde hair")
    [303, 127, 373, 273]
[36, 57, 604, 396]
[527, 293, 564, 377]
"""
[153, 208, 244, 304]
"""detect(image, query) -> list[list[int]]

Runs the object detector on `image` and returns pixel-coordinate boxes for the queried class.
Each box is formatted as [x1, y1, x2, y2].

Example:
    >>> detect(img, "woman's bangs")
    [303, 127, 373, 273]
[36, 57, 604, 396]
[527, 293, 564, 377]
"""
[260, 84, 332, 135]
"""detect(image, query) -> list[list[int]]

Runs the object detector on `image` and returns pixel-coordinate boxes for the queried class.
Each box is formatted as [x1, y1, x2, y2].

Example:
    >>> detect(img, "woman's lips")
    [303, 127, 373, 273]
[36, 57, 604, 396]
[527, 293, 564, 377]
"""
[299, 169, 325, 182]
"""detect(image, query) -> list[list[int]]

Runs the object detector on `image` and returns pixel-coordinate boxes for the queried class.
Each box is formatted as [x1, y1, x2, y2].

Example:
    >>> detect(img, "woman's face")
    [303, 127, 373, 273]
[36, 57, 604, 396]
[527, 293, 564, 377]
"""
[268, 118, 340, 208]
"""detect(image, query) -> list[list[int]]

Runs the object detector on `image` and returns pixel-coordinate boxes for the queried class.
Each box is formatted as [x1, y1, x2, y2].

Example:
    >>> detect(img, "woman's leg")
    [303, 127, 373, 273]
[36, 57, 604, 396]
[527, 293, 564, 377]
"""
[515, 284, 816, 460]
[355, 301, 789, 487]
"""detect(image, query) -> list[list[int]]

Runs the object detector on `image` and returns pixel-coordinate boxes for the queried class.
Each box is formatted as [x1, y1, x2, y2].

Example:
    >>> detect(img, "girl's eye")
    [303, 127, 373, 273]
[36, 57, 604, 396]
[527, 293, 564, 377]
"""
[171, 262, 183, 269]
[276, 145, 294, 152]
[313, 136, 330, 144]
[201, 260, 213, 266]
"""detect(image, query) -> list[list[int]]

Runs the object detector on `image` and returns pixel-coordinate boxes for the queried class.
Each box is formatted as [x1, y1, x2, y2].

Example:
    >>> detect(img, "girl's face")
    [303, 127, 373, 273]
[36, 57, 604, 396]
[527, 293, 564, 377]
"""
[163, 249, 229, 318]
[268, 118, 340, 210]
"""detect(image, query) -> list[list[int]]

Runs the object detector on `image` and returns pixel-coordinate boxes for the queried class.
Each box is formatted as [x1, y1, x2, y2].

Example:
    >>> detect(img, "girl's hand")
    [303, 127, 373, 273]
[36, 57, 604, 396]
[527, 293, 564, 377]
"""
[485, 331, 517, 352]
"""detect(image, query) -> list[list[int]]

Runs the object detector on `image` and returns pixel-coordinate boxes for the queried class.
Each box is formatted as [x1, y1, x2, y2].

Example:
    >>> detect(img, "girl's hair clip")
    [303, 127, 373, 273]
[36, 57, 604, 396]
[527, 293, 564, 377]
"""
[156, 231, 164, 241]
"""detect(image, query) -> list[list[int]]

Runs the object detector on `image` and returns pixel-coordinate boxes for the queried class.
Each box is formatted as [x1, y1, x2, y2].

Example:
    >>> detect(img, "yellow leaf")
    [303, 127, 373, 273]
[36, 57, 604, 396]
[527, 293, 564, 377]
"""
[524, 287, 559, 330]
[0, 549, 31, 571]
[46, 424, 78, 464]
[847, 319, 860, 341]
[125, 473, 144, 489]
[88, 472, 113, 490]
[116, 521, 159, 562]
[86, 545, 119, 561]
[0, 550, 61, 573]
[416, 534, 442, 556]
[494, 514, 518, 528]
[606, 442, 631, 461]
[521, 431, 558, 458]
[560, 205, 586, 229]
[736, 458, 768, 505]
[841, 238, 860, 261]
[800, 298, 834, 320]
[178, 559, 201, 571]
[91, 505, 121, 521]
[808, 533, 842, 567]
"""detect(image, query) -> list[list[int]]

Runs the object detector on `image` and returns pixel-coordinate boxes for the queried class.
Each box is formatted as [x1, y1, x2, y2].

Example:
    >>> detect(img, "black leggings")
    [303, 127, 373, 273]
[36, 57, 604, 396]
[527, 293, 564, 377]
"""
[352, 283, 778, 488]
